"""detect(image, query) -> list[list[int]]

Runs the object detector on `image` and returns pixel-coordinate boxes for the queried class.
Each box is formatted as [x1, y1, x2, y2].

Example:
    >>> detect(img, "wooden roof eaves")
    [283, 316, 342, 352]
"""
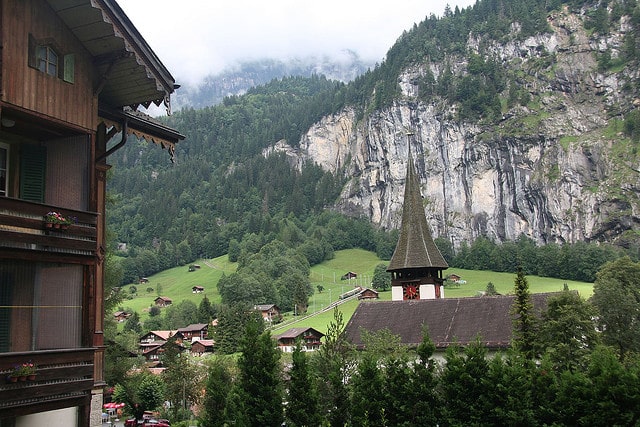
[96, 0, 176, 94]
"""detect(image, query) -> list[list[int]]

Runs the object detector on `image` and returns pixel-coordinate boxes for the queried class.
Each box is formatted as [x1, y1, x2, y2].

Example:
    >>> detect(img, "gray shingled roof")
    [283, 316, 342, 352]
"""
[275, 327, 324, 340]
[344, 293, 556, 350]
[387, 152, 448, 271]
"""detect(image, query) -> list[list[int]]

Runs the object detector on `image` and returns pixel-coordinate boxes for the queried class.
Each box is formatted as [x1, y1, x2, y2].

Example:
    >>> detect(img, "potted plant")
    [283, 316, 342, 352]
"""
[44, 211, 64, 228]
[9, 362, 37, 381]
[44, 212, 75, 230]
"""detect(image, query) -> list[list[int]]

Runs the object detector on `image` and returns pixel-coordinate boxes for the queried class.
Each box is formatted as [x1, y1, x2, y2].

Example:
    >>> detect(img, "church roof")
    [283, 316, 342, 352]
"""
[387, 151, 448, 271]
[344, 293, 557, 350]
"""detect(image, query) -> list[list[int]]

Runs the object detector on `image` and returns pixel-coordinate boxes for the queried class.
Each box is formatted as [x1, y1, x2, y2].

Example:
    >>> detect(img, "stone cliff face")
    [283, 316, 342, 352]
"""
[271, 6, 640, 248]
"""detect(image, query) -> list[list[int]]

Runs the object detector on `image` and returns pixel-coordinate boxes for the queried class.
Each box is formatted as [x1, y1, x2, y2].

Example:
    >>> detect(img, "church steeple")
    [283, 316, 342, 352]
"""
[388, 136, 448, 300]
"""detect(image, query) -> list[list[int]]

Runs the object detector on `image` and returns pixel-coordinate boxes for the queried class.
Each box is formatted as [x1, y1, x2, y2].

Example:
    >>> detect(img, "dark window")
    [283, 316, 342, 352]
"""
[19, 144, 46, 203]
[0, 261, 83, 353]
[28, 34, 74, 83]
[37, 45, 58, 76]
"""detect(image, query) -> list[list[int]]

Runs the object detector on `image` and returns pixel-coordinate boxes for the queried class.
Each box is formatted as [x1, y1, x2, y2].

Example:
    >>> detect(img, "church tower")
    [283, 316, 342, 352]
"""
[387, 140, 448, 301]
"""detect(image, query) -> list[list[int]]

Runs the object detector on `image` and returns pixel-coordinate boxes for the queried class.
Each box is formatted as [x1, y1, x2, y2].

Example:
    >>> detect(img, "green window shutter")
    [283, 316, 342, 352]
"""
[20, 145, 47, 203]
[63, 54, 75, 83]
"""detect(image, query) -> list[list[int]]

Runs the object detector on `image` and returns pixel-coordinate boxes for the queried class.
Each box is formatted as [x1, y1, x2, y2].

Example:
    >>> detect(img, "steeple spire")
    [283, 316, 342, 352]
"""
[388, 134, 448, 300]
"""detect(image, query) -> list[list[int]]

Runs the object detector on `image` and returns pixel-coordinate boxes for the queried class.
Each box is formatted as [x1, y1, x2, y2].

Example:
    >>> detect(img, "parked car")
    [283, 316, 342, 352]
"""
[143, 419, 170, 427]
[124, 418, 170, 427]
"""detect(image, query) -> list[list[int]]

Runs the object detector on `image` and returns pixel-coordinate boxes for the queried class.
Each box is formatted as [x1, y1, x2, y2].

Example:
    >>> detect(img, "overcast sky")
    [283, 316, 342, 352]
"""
[118, 0, 477, 85]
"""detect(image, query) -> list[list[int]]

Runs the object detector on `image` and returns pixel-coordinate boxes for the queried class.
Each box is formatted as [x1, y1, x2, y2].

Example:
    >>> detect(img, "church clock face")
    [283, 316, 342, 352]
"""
[403, 283, 420, 300]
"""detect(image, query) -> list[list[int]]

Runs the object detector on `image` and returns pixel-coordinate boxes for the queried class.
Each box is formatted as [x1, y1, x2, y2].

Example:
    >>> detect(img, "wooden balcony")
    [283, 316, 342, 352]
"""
[0, 348, 95, 418]
[0, 198, 98, 262]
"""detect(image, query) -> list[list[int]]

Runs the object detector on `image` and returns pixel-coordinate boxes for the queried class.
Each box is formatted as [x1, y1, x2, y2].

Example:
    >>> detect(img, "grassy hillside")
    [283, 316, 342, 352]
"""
[115, 249, 594, 334]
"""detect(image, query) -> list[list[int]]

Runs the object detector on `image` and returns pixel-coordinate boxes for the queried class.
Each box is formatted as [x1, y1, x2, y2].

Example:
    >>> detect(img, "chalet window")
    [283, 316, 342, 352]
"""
[0, 142, 8, 197]
[19, 144, 46, 203]
[37, 45, 58, 76]
[0, 261, 83, 353]
[28, 34, 74, 83]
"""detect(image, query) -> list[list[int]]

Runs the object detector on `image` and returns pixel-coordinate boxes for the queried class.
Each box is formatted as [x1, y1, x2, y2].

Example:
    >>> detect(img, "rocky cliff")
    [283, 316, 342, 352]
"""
[271, 5, 640, 248]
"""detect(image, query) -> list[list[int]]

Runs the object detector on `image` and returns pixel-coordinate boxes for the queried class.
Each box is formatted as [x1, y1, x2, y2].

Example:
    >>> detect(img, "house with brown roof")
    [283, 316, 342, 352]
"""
[387, 147, 448, 301]
[275, 327, 325, 352]
[344, 293, 557, 357]
[113, 311, 131, 322]
[154, 296, 173, 307]
[254, 304, 282, 323]
[190, 339, 215, 355]
[0, 0, 183, 424]
[358, 288, 379, 300]
[177, 323, 209, 341]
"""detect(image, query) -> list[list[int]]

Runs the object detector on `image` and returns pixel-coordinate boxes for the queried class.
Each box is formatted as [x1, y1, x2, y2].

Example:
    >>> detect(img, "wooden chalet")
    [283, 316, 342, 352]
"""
[387, 147, 448, 301]
[190, 339, 214, 355]
[275, 327, 324, 352]
[192, 285, 205, 293]
[154, 296, 173, 307]
[0, 1, 183, 425]
[113, 311, 131, 322]
[254, 304, 281, 323]
[358, 288, 379, 300]
[344, 293, 557, 356]
[341, 271, 358, 280]
[177, 323, 208, 341]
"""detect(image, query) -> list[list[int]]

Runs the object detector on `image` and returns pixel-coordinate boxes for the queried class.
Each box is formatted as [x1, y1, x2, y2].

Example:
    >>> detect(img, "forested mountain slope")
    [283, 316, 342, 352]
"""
[274, 0, 640, 249]
[107, 0, 640, 283]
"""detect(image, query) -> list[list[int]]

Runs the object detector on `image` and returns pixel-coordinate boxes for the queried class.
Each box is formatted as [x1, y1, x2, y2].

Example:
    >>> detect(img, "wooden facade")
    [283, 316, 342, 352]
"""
[0, 1, 183, 426]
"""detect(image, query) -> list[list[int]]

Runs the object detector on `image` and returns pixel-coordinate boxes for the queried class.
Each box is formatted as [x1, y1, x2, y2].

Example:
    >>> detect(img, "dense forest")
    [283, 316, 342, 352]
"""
[107, 0, 640, 286]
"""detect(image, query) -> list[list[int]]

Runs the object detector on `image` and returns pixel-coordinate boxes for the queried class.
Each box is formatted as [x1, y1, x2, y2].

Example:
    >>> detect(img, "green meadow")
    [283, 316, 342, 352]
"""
[116, 249, 594, 334]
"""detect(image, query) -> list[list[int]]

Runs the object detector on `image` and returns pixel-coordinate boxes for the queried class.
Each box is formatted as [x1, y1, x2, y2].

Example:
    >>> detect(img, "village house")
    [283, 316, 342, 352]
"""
[0, 1, 183, 425]
[341, 271, 358, 280]
[192, 285, 205, 293]
[113, 311, 131, 323]
[190, 339, 215, 355]
[358, 288, 379, 300]
[154, 296, 173, 307]
[138, 330, 183, 362]
[177, 323, 209, 341]
[275, 327, 325, 352]
[254, 304, 282, 323]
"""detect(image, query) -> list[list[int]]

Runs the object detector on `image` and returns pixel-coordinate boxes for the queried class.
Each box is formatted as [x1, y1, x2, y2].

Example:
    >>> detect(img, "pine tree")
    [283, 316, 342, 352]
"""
[201, 358, 234, 427]
[511, 268, 537, 359]
[286, 341, 320, 426]
[237, 318, 283, 427]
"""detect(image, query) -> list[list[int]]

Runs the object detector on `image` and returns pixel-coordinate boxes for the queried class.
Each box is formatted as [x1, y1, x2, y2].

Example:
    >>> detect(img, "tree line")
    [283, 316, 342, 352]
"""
[105, 257, 640, 426]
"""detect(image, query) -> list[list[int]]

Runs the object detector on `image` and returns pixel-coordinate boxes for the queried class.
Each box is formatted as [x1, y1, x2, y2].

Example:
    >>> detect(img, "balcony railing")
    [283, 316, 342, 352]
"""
[0, 348, 95, 417]
[0, 198, 98, 259]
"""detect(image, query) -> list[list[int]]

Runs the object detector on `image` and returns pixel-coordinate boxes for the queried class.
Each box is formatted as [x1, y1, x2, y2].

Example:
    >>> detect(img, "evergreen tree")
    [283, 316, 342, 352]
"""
[161, 336, 202, 419]
[201, 358, 234, 427]
[407, 331, 441, 425]
[350, 353, 387, 426]
[439, 339, 490, 425]
[286, 340, 320, 426]
[536, 290, 600, 371]
[197, 295, 216, 325]
[236, 319, 283, 427]
[510, 269, 537, 359]
[123, 311, 142, 334]
[312, 308, 353, 426]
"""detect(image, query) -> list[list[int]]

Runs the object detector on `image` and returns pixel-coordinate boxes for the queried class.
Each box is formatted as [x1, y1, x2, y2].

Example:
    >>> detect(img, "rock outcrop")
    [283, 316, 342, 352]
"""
[271, 6, 640, 248]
